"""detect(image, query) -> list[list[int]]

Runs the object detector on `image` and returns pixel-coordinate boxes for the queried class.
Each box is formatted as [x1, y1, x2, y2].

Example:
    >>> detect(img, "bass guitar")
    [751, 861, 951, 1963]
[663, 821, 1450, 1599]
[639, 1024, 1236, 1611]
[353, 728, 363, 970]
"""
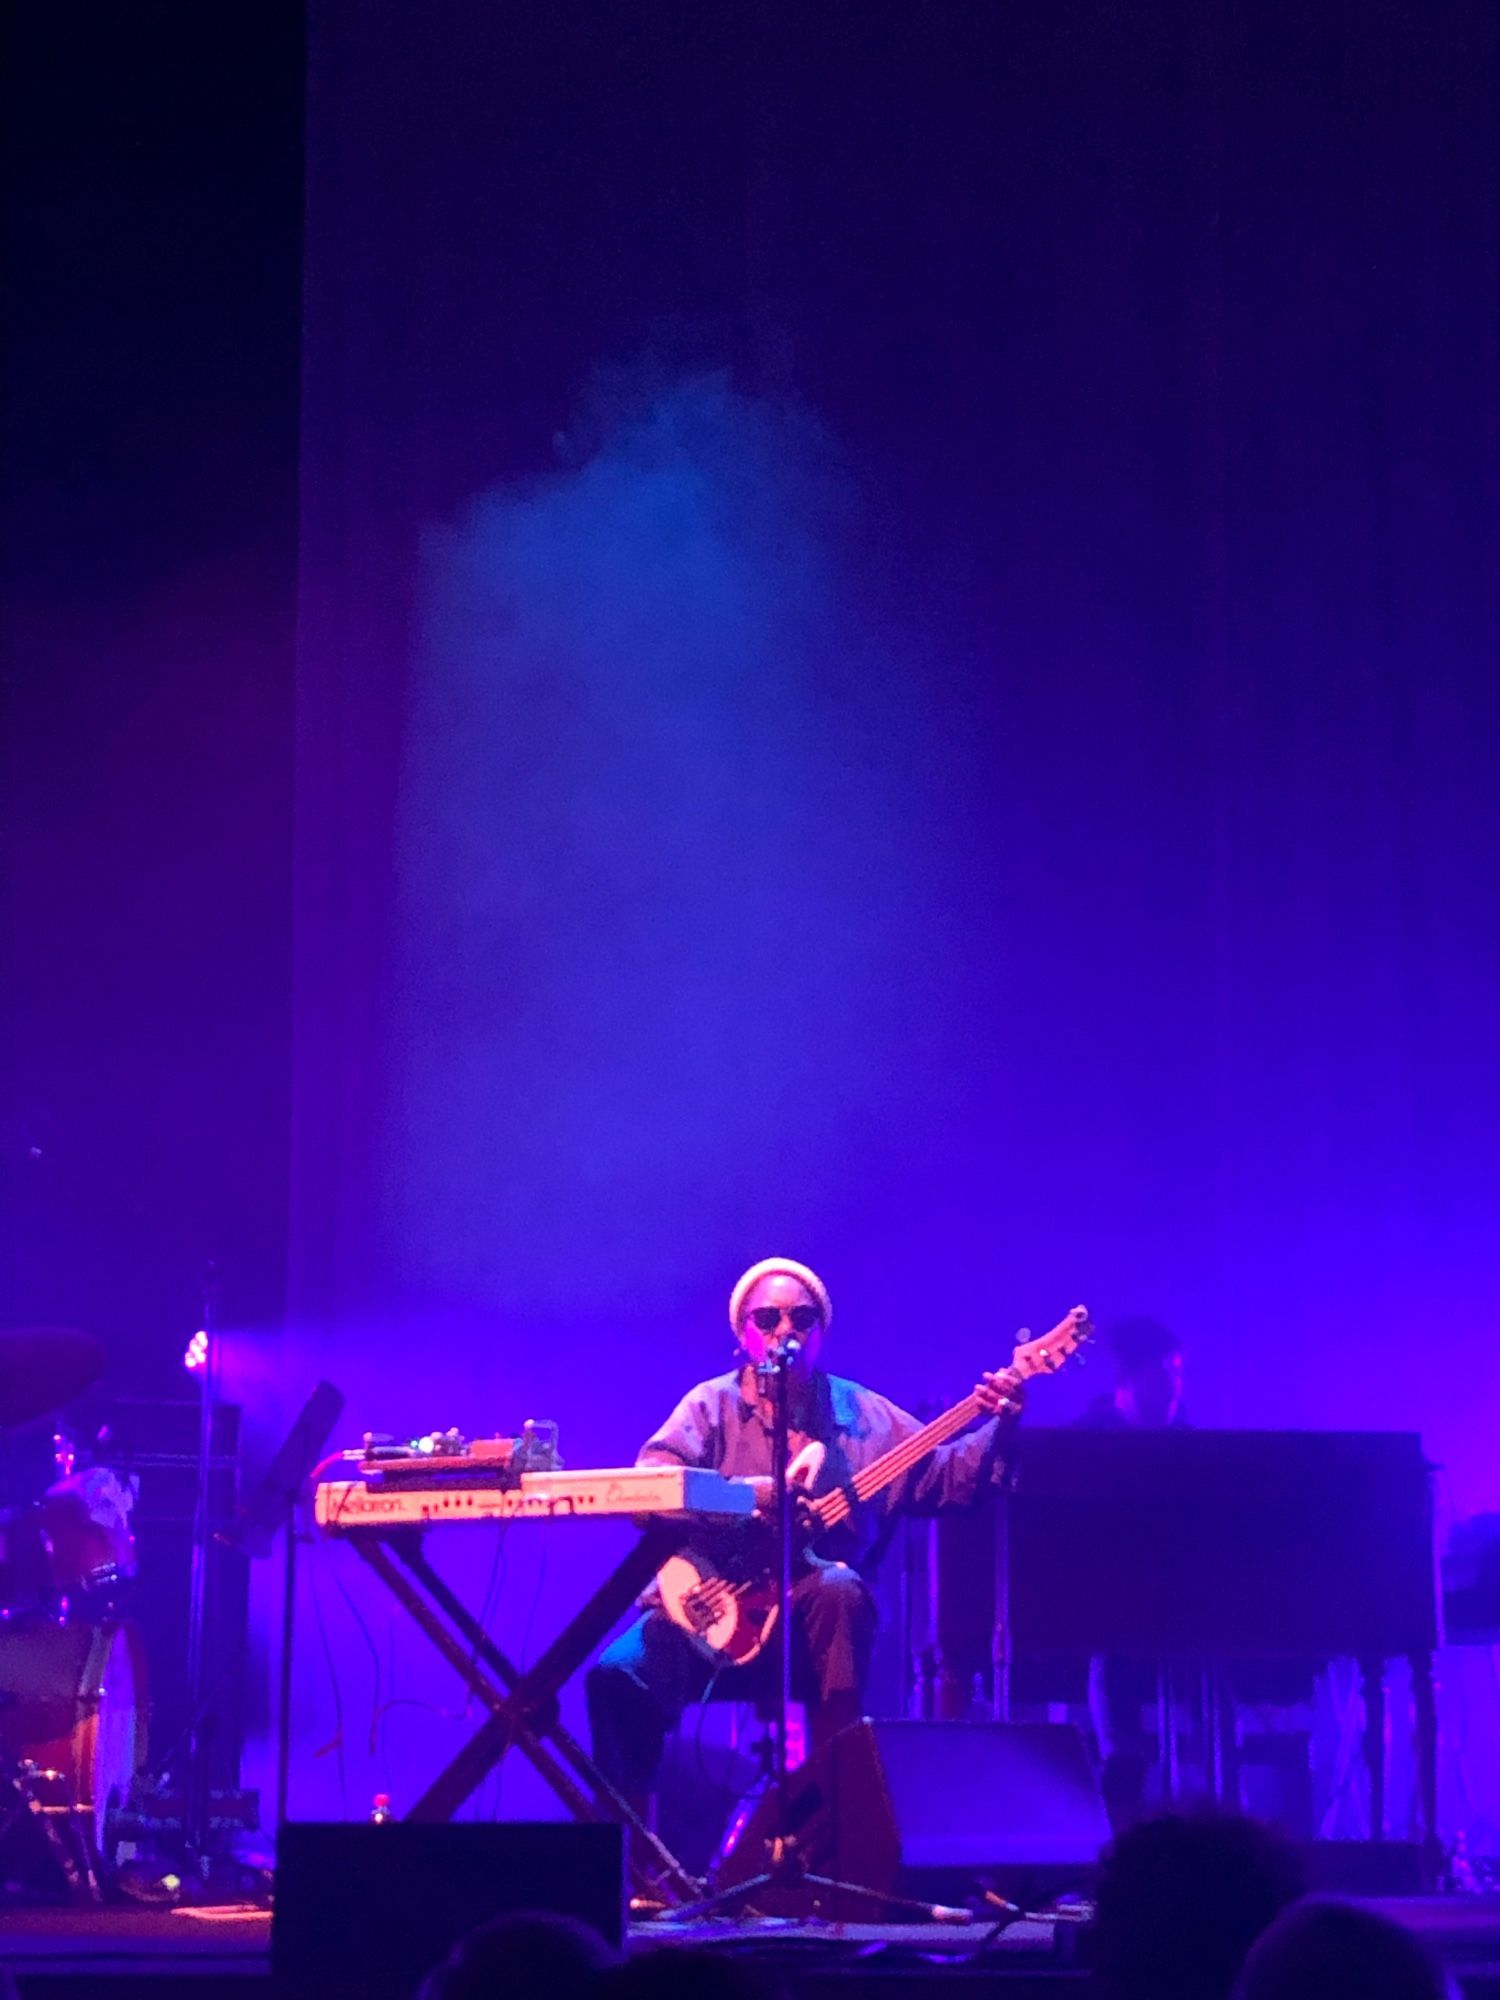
[655, 1304, 1091, 1664]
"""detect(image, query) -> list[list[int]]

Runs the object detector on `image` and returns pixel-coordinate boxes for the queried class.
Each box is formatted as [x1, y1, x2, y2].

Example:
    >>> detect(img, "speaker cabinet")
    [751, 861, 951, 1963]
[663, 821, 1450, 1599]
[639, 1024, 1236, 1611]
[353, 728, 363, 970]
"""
[715, 1718, 1109, 1918]
[273, 1821, 625, 1996]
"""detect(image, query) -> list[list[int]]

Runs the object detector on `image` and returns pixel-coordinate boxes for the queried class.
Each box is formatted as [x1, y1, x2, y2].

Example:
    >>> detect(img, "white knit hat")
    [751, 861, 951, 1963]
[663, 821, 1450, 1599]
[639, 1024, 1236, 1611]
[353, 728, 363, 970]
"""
[728, 1257, 832, 1332]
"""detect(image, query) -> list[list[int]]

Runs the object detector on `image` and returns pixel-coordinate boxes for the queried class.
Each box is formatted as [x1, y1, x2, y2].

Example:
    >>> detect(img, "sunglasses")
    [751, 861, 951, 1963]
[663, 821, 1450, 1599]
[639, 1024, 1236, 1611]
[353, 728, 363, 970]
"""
[747, 1305, 822, 1335]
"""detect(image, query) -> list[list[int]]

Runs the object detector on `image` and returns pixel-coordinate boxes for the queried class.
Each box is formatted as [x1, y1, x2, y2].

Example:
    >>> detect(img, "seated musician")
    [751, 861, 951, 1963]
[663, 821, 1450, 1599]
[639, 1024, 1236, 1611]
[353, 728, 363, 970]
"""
[586, 1256, 1025, 1814]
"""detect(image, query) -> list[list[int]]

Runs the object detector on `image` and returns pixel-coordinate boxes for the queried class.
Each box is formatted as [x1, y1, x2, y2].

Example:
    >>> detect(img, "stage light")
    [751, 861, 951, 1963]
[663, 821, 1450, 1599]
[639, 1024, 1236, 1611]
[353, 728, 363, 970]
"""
[183, 1328, 209, 1373]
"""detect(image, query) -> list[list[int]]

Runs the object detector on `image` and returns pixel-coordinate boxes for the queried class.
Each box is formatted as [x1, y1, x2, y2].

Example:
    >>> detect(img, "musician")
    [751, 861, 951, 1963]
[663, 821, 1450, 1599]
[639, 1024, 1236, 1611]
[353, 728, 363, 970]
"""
[1080, 1315, 1186, 1431]
[586, 1257, 1026, 1807]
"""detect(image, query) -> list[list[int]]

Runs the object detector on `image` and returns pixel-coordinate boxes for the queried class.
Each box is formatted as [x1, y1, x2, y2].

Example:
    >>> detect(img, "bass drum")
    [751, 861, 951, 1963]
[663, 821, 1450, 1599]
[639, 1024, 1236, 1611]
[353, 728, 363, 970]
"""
[0, 1617, 147, 1869]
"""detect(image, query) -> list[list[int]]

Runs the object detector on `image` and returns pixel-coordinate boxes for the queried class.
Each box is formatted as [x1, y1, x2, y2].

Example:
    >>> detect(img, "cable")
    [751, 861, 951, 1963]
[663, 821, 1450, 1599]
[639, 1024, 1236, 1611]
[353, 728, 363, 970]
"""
[962, 1914, 1025, 1962]
[307, 1540, 349, 1818]
[372, 1693, 471, 1741]
[328, 1555, 385, 1765]
[481, 1523, 520, 1820]
[519, 1523, 549, 1671]
[689, 1667, 740, 1800]
[466, 1523, 510, 1724]
[486, 1522, 552, 1819]
[308, 1450, 352, 1489]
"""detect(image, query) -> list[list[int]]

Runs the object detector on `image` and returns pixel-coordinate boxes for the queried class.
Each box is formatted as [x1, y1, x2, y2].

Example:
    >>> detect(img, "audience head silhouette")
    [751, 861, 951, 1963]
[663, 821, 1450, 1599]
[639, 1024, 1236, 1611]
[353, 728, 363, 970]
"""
[1233, 1897, 1457, 2000]
[417, 1909, 619, 2000]
[596, 1948, 786, 2000]
[1089, 1808, 1305, 2000]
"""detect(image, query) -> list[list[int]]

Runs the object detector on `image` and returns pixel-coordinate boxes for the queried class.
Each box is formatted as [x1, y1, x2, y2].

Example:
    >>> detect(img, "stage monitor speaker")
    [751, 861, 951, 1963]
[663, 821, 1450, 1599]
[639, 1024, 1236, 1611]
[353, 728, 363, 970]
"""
[273, 1821, 625, 1996]
[714, 1719, 1109, 1918]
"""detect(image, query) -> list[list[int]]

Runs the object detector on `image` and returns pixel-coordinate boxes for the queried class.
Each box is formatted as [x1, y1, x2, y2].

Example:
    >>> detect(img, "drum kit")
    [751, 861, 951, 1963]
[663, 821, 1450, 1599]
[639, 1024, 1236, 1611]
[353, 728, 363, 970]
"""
[0, 1325, 145, 1901]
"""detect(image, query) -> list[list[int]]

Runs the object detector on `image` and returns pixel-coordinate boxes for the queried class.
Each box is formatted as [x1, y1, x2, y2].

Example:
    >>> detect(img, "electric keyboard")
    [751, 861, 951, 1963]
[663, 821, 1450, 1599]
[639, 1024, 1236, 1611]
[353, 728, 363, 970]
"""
[315, 1463, 757, 1533]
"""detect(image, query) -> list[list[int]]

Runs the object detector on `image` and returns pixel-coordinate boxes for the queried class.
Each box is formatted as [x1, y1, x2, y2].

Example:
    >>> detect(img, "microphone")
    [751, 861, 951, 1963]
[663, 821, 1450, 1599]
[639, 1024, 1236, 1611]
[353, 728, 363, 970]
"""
[755, 1334, 802, 1378]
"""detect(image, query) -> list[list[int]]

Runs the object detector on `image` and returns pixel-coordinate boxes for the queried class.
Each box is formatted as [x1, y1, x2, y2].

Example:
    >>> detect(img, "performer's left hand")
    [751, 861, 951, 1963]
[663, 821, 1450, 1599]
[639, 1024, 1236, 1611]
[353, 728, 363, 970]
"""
[976, 1369, 1025, 1420]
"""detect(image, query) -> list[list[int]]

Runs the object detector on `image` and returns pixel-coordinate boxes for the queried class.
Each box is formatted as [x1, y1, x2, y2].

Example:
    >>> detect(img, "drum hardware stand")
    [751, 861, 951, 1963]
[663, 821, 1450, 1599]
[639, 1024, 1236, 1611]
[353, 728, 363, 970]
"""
[0, 1759, 102, 1906]
[128, 1379, 344, 1901]
[672, 1341, 925, 1925]
[138, 1265, 253, 1899]
[109, 1348, 226, 1898]
[179, 1265, 220, 1879]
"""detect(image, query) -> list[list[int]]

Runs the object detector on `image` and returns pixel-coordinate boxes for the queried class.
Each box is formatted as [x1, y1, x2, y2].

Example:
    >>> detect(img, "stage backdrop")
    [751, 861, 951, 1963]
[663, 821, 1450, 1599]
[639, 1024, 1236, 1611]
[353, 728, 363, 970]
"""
[274, 0, 1500, 1833]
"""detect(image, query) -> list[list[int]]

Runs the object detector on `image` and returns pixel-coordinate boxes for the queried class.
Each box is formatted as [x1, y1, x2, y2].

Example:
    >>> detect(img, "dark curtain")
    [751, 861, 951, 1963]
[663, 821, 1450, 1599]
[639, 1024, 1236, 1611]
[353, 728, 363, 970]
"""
[287, 0, 1499, 1820]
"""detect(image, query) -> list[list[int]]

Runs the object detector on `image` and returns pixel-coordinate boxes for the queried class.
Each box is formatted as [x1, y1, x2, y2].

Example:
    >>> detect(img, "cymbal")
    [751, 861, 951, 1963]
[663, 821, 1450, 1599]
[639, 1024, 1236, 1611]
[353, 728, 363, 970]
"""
[0, 1326, 106, 1430]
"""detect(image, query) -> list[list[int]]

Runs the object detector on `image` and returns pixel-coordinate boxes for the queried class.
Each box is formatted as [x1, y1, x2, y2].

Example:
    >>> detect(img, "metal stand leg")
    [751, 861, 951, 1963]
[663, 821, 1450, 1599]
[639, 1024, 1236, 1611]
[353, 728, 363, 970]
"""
[993, 1491, 1012, 1723]
[1159, 1660, 1178, 1802]
[1203, 1659, 1238, 1808]
[3, 1768, 102, 1905]
[1410, 1649, 1440, 1883]
[1360, 1657, 1386, 1840]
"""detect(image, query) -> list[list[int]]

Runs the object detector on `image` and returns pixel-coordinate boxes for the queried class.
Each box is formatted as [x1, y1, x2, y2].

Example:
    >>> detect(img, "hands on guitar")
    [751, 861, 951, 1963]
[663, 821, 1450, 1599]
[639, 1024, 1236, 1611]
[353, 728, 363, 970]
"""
[974, 1302, 1093, 1419]
[746, 1472, 825, 1521]
[975, 1367, 1025, 1419]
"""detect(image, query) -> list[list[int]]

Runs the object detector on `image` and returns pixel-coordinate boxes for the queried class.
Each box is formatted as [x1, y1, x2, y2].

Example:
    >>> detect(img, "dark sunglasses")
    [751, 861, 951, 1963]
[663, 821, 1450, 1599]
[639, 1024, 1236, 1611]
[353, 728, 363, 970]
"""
[747, 1304, 822, 1335]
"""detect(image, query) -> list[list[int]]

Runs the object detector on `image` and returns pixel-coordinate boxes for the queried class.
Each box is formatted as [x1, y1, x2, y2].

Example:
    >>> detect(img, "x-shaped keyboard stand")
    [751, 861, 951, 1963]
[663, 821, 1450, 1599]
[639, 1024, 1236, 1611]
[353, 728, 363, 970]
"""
[344, 1519, 700, 1904]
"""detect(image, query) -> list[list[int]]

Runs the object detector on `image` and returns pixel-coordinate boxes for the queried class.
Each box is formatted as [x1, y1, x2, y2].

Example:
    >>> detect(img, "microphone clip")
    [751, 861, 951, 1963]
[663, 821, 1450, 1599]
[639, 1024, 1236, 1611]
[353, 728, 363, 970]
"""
[754, 1335, 802, 1382]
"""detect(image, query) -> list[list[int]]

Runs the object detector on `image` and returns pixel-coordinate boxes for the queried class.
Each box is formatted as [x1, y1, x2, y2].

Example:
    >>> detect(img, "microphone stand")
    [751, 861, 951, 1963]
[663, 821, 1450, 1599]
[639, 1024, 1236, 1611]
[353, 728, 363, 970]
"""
[766, 1337, 795, 1821]
[676, 1339, 923, 1923]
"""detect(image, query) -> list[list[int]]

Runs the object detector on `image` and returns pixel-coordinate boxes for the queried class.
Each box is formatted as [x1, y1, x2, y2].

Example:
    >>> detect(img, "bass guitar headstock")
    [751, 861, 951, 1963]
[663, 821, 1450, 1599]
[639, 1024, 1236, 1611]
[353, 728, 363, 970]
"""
[1009, 1305, 1092, 1382]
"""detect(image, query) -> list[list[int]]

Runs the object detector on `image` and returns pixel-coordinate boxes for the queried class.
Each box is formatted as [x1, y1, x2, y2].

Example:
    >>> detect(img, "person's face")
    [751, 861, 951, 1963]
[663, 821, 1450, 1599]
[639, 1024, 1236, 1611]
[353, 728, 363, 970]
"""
[738, 1272, 824, 1376]
[1116, 1349, 1183, 1427]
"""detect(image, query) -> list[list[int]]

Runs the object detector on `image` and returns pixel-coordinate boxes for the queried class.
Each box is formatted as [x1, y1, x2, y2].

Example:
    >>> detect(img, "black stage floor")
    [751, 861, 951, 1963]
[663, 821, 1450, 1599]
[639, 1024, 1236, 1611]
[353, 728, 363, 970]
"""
[5, 1901, 1500, 2000]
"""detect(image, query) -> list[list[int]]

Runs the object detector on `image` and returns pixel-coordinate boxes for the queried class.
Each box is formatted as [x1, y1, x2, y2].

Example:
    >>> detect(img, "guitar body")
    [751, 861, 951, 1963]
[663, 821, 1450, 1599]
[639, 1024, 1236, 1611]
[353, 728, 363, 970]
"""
[657, 1552, 780, 1665]
[656, 1437, 824, 1664]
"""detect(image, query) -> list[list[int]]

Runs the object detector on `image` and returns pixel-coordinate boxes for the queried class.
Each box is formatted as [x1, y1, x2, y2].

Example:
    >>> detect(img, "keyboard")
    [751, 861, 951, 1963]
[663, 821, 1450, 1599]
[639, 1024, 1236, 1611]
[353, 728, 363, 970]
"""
[315, 1463, 757, 1533]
